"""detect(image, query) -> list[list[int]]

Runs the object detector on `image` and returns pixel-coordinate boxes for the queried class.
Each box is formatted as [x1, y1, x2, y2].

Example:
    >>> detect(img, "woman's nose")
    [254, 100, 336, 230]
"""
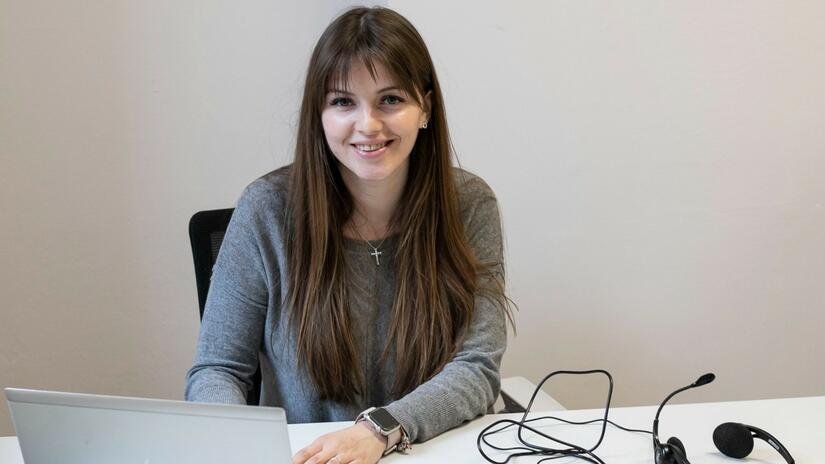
[355, 106, 383, 134]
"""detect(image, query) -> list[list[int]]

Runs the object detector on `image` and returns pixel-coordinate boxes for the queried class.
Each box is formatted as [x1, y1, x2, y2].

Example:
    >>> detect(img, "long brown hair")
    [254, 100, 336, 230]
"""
[285, 6, 511, 402]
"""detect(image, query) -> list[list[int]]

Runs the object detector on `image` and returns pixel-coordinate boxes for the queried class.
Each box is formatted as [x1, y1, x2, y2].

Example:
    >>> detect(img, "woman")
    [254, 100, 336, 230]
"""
[185, 6, 511, 464]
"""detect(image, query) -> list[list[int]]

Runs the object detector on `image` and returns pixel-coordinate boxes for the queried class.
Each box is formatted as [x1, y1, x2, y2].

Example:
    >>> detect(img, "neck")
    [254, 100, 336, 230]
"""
[341, 165, 407, 240]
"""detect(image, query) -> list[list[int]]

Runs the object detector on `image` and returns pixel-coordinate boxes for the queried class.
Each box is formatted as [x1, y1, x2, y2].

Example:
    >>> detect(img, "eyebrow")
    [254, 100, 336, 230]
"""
[327, 86, 402, 95]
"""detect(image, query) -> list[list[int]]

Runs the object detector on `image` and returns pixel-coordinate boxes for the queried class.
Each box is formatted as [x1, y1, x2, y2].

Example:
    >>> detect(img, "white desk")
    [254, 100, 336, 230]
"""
[1, 396, 820, 463]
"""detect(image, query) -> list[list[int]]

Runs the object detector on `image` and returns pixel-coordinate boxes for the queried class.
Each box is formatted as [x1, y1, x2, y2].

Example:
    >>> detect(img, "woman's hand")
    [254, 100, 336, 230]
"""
[292, 422, 387, 464]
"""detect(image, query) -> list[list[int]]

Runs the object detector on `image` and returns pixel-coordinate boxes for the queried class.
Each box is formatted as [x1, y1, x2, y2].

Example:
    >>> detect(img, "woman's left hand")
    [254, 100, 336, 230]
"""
[292, 422, 387, 464]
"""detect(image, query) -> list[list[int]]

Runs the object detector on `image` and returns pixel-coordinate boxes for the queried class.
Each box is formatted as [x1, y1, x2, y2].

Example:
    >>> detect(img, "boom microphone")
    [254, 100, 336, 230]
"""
[652, 373, 716, 464]
[653, 373, 716, 439]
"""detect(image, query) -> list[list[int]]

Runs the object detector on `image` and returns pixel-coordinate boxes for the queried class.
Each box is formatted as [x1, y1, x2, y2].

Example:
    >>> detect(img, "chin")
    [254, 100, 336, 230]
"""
[351, 166, 396, 182]
[342, 158, 409, 184]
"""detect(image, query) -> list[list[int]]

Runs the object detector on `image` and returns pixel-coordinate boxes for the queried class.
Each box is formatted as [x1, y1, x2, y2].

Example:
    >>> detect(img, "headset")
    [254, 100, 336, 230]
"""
[653, 373, 794, 464]
[478, 370, 795, 464]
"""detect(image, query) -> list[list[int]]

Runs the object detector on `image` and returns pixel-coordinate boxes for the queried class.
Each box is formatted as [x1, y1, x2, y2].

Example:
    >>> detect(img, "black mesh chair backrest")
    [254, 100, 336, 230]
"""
[188, 208, 262, 406]
[189, 208, 234, 318]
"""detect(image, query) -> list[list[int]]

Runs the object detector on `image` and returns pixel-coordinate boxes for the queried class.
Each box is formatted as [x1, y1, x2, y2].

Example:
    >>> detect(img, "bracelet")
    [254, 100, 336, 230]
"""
[396, 429, 412, 454]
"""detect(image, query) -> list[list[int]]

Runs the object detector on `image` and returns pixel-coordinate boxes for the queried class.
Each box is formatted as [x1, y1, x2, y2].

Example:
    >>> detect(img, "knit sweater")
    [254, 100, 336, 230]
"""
[184, 165, 507, 442]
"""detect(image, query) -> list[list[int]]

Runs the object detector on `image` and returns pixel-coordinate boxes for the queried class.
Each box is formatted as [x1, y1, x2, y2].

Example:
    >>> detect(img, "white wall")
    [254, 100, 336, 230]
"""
[0, 0, 364, 436]
[389, 0, 825, 408]
[1, 0, 823, 437]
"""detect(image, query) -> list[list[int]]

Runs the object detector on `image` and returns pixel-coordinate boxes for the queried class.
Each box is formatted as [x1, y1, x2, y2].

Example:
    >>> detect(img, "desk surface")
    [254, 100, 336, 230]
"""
[2, 396, 821, 463]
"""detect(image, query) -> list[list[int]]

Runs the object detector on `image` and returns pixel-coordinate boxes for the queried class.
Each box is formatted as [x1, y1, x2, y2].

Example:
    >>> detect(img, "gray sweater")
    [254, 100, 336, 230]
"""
[185, 166, 507, 442]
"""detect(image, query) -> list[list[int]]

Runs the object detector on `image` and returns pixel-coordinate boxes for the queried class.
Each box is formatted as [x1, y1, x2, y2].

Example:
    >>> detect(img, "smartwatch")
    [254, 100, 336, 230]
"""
[355, 407, 411, 456]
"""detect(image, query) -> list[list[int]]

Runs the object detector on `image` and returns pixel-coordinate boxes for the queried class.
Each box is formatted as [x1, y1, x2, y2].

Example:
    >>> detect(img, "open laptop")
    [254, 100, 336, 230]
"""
[5, 387, 292, 464]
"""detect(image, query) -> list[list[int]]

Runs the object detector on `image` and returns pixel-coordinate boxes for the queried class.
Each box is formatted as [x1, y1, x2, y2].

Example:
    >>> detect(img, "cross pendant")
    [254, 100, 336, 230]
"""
[370, 249, 382, 266]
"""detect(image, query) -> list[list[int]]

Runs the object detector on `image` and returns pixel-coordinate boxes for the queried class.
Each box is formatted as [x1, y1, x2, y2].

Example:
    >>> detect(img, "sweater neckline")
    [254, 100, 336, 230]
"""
[342, 233, 398, 253]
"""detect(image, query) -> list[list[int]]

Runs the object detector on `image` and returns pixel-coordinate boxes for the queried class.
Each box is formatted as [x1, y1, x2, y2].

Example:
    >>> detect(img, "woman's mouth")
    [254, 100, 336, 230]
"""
[353, 139, 394, 158]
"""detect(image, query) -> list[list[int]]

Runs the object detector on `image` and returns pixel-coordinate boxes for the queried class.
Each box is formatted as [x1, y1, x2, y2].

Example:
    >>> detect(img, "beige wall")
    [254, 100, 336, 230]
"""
[390, 0, 825, 408]
[1, 0, 823, 437]
[0, 0, 358, 436]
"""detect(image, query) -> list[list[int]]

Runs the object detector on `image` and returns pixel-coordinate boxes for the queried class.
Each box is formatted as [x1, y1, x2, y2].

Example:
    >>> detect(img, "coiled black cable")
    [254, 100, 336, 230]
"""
[477, 370, 651, 464]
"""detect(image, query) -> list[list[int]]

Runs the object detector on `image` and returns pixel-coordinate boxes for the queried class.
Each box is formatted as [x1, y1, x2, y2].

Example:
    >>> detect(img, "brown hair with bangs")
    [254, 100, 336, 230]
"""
[285, 6, 511, 402]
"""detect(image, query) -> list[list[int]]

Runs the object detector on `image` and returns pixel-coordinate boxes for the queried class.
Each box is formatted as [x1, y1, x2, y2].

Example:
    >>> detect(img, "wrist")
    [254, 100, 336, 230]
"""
[355, 407, 411, 456]
[357, 420, 389, 447]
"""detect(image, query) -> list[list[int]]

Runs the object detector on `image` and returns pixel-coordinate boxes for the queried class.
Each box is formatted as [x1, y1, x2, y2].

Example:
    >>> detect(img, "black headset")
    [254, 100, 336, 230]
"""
[653, 373, 795, 464]
[477, 371, 795, 464]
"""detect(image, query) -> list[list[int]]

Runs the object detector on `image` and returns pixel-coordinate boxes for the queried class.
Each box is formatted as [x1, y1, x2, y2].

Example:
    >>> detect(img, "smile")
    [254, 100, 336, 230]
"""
[352, 140, 394, 158]
[353, 140, 392, 152]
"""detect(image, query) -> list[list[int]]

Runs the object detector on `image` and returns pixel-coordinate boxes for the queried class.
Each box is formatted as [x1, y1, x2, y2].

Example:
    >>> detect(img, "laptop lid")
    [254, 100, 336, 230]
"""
[5, 388, 292, 464]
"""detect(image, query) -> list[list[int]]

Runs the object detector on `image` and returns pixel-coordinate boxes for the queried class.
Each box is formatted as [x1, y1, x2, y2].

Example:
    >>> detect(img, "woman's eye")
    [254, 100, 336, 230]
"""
[330, 97, 353, 107]
[382, 95, 404, 105]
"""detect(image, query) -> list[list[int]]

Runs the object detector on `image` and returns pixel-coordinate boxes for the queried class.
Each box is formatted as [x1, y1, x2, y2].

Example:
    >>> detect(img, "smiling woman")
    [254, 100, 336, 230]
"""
[185, 6, 512, 464]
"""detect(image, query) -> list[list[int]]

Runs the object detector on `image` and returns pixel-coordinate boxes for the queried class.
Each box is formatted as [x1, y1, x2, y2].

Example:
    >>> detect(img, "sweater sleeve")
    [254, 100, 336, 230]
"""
[184, 182, 273, 404]
[384, 177, 507, 442]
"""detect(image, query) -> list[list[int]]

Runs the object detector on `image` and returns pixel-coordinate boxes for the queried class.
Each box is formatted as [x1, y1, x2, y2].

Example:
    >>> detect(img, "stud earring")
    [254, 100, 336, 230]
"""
[421, 121, 428, 129]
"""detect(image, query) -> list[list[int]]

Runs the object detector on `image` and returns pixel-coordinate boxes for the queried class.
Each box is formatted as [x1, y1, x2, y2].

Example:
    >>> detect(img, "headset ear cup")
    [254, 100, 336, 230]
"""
[654, 441, 669, 464]
[667, 437, 689, 463]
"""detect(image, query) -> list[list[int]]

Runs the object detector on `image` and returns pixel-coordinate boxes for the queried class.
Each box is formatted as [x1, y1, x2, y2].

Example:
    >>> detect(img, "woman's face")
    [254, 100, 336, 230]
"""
[321, 61, 429, 190]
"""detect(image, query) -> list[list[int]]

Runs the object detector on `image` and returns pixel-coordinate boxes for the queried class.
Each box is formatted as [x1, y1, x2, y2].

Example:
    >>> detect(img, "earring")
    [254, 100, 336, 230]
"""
[421, 121, 428, 129]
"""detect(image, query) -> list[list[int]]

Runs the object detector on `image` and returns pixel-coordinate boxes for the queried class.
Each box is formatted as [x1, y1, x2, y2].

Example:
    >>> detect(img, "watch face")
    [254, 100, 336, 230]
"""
[370, 408, 400, 431]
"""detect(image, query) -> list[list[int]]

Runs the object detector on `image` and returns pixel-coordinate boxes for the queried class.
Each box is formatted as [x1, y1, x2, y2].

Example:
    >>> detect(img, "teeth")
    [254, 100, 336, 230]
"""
[356, 141, 388, 152]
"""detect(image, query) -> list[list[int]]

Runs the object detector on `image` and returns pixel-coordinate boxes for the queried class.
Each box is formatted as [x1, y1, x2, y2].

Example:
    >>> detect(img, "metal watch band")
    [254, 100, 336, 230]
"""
[383, 427, 402, 456]
[355, 407, 411, 456]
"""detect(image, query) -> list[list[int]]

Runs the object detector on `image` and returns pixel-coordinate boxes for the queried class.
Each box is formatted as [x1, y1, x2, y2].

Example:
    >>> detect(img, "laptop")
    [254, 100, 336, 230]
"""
[4, 387, 292, 464]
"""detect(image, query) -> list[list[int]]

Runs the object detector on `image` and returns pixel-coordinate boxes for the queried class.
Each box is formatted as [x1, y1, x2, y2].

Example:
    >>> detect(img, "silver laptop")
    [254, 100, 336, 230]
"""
[5, 387, 292, 464]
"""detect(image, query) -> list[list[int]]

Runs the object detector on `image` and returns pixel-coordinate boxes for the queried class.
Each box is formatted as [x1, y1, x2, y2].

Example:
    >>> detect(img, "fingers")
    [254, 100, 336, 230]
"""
[297, 450, 348, 464]
[294, 440, 351, 464]
[304, 450, 336, 464]
[292, 441, 323, 464]
[292, 425, 384, 464]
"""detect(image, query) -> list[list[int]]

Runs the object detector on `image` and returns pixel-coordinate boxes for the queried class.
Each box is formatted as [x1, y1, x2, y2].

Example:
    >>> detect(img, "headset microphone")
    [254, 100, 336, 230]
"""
[477, 369, 796, 464]
[713, 422, 795, 464]
[652, 373, 716, 464]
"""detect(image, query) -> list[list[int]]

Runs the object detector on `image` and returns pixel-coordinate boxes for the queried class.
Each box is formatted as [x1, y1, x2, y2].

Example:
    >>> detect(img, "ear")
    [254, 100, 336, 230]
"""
[421, 90, 432, 124]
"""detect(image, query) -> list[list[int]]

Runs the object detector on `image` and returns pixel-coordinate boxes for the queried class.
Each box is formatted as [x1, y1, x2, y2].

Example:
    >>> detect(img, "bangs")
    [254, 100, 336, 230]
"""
[324, 48, 423, 107]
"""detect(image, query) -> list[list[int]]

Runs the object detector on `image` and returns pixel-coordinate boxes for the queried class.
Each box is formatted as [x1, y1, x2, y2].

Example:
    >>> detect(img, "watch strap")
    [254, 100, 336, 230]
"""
[383, 427, 402, 456]
[355, 407, 411, 456]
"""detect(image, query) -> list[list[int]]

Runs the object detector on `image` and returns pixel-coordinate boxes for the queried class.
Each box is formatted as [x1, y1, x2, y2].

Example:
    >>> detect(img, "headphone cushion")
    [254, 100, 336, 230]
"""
[713, 422, 754, 458]
[667, 436, 687, 459]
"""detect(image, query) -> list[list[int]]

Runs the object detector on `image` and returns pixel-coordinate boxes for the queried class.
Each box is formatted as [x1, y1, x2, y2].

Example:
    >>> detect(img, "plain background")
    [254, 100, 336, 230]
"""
[1, 0, 823, 436]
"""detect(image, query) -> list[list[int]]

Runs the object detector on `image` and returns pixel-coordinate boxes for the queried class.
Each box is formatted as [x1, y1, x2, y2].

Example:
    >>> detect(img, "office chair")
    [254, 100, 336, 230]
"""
[188, 209, 561, 413]
[188, 207, 262, 406]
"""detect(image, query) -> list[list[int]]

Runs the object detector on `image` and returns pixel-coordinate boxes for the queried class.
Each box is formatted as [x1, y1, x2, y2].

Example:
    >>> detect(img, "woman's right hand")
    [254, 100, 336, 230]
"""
[292, 422, 386, 464]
